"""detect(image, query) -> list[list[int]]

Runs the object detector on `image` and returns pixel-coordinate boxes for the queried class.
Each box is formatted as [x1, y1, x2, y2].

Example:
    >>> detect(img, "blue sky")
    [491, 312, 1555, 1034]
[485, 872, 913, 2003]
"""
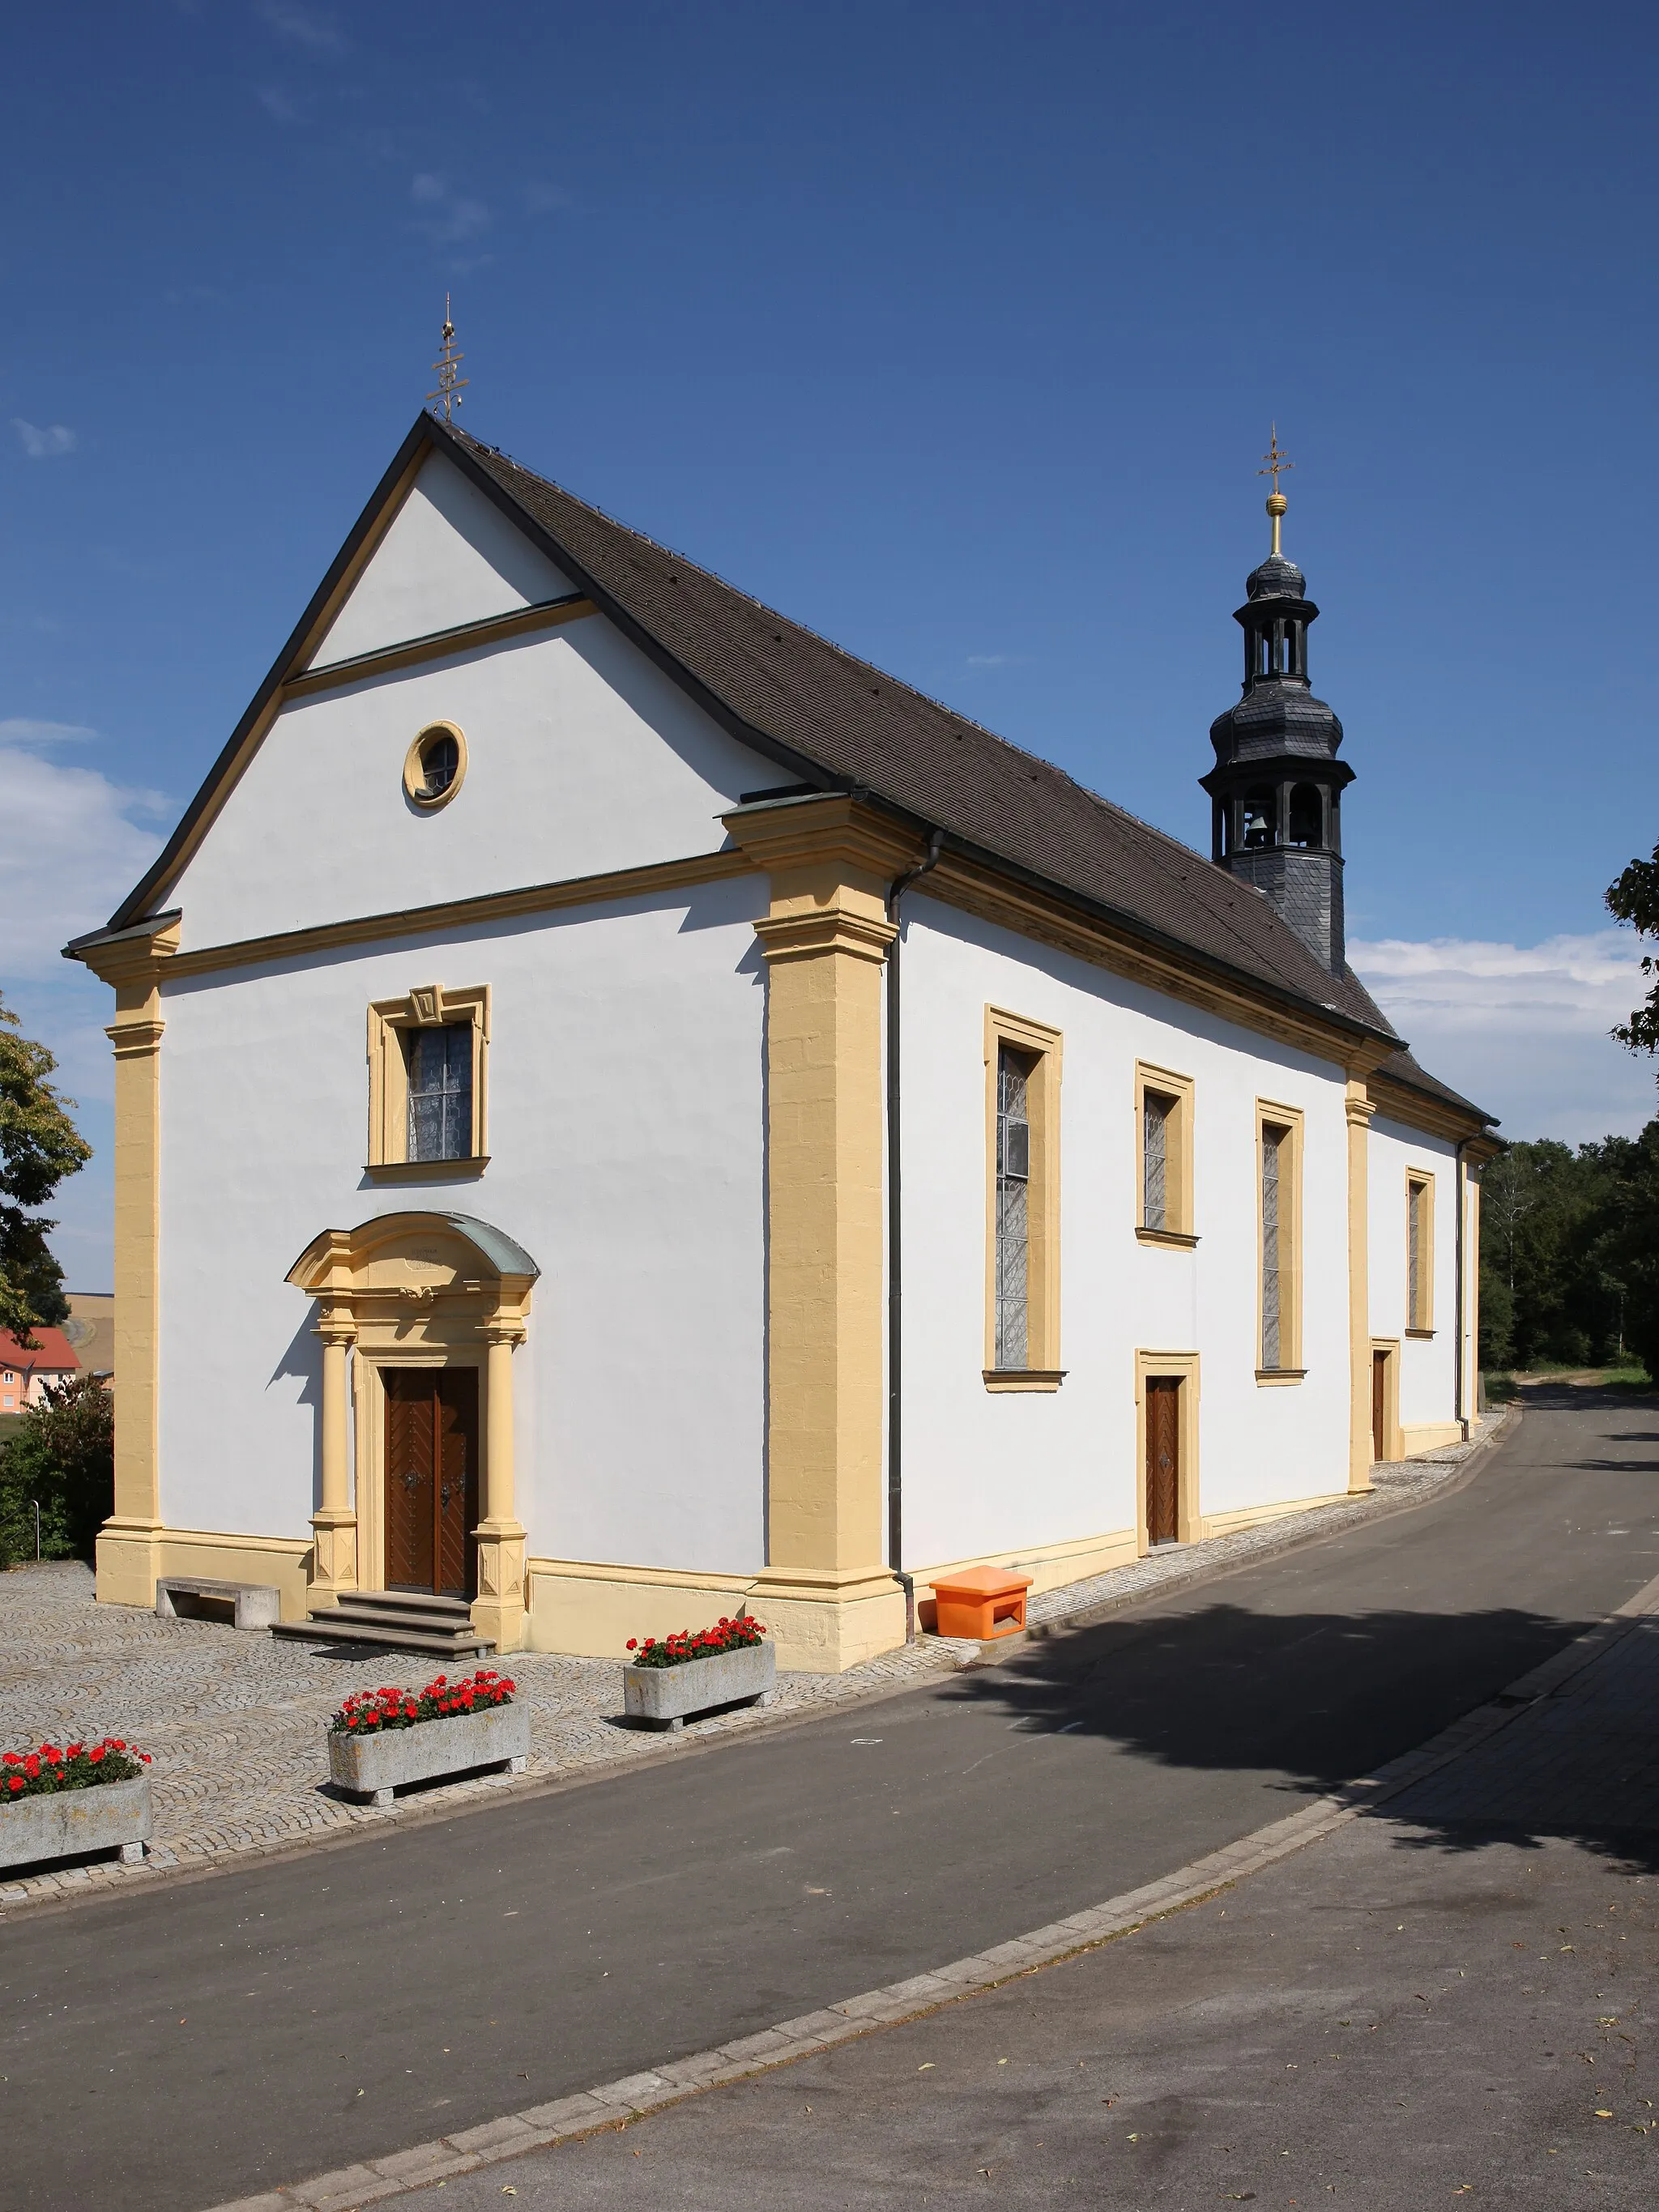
[4, 1, 1657, 1285]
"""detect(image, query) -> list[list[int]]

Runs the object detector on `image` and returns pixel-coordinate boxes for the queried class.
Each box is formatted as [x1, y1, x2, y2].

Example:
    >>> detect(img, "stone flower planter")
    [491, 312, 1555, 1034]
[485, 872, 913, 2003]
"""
[327, 1702, 531, 1805]
[624, 1639, 777, 1731]
[0, 1775, 151, 1874]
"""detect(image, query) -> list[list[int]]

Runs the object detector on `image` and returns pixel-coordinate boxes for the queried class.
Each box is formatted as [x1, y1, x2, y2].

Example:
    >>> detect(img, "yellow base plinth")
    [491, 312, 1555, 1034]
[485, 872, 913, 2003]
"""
[96, 1524, 314, 1619]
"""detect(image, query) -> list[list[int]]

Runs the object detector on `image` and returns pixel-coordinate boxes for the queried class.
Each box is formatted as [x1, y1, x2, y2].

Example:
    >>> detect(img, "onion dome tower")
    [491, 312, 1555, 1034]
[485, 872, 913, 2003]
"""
[1200, 433, 1354, 973]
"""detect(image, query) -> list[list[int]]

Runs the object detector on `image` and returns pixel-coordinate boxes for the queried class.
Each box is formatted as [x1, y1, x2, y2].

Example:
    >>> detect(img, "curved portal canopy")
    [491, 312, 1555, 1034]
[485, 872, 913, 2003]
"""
[285, 1210, 539, 1304]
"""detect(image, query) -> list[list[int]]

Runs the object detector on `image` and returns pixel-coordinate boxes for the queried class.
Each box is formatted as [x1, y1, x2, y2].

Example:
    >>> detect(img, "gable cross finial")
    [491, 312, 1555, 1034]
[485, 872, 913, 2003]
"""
[427, 296, 469, 424]
[1257, 424, 1294, 557]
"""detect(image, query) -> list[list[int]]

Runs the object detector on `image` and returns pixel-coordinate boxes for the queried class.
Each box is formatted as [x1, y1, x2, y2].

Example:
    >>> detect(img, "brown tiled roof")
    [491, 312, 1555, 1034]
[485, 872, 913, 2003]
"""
[91, 411, 1492, 1130]
[452, 427, 1496, 1125]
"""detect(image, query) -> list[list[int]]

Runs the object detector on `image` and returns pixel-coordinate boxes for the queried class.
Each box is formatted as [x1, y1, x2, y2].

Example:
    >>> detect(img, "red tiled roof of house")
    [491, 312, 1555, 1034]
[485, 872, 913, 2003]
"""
[0, 1327, 79, 1372]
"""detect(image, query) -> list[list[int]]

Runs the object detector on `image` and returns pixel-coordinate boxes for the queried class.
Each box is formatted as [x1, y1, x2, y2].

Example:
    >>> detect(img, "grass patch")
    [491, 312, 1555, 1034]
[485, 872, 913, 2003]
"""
[1487, 1366, 1655, 1399]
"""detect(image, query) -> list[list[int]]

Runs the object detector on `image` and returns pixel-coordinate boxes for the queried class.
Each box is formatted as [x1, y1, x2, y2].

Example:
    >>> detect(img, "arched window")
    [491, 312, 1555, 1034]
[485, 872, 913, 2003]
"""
[1240, 785, 1276, 850]
[1288, 784, 1323, 848]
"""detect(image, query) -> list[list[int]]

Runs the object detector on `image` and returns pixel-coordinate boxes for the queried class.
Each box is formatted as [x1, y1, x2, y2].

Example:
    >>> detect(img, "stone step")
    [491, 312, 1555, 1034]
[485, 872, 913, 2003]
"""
[339, 1589, 476, 1622]
[326, 1596, 476, 1634]
[271, 1613, 494, 1659]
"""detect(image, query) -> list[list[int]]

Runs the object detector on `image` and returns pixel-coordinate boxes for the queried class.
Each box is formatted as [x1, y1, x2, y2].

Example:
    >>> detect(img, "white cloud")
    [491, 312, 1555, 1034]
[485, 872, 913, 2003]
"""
[411, 173, 491, 248]
[967, 654, 1010, 668]
[1350, 930, 1658, 1144]
[0, 742, 168, 982]
[256, 2, 347, 53]
[0, 746, 168, 1288]
[0, 718, 95, 744]
[12, 420, 76, 458]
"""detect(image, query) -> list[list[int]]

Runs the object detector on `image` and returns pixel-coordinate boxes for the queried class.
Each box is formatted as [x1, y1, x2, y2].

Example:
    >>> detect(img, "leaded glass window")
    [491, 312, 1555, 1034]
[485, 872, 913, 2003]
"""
[407, 1024, 473, 1161]
[1261, 1125, 1283, 1368]
[995, 1045, 1032, 1370]
[1408, 1179, 1425, 1327]
[1143, 1093, 1169, 1232]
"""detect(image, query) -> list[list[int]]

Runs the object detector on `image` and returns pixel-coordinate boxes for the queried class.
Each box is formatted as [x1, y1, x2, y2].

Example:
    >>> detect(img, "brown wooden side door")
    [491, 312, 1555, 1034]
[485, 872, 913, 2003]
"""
[1145, 1377, 1180, 1545]
[383, 1368, 480, 1597]
[1372, 1349, 1388, 1464]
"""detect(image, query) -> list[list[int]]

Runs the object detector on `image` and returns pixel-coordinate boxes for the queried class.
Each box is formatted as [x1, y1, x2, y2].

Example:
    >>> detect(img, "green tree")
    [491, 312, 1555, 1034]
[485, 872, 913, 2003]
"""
[1591, 1123, 1659, 1383]
[1478, 1136, 1626, 1370]
[0, 991, 91, 1340]
[0, 1372, 113, 1566]
[1606, 842, 1659, 1059]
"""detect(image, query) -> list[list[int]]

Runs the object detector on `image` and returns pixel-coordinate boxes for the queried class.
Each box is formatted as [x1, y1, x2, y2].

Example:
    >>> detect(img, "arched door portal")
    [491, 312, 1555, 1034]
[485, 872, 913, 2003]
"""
[286, 1212, 539, 1652]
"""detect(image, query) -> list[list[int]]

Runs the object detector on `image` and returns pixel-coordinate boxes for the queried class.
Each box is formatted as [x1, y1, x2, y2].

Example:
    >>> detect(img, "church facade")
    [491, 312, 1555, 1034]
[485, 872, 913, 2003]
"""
[69, 414, 1495, 1669]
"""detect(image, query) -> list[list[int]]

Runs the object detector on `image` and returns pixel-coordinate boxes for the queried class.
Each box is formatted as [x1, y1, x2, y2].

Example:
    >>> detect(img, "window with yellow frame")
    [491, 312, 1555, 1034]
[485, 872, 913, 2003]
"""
[1256, 1101, 1304, 1380]
[1135, 1063, 1196, 1246]
[984, 1007, 1064, 1389]
[1405, 1170, 1435, 1334]
[366, 982, 490, 1177]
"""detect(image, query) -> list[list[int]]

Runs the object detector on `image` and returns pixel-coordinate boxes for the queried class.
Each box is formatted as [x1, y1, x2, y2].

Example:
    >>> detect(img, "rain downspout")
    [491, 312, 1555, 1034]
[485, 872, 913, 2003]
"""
[886, 827, 945, 1640]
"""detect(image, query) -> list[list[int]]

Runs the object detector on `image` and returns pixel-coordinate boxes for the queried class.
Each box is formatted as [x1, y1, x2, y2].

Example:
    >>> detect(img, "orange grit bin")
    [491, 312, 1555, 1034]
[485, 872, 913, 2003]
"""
[928, 1566, 1033, 1641]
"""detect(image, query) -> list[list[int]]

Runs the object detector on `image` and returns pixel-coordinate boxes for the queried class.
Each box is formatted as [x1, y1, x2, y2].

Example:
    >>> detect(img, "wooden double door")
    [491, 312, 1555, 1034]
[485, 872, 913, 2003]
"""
[383, 1368, 480, 1598]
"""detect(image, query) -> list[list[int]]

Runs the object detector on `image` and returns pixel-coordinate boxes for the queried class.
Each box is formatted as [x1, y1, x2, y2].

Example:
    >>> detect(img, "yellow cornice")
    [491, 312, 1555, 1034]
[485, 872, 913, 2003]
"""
[720, 793, 926, 895]
[923, 852, 1391, 1072]
[75, 917, 181, 991]
[285, 594, 596, 701]
[162, 850, 757, 980]
[1367, 1070, 1495, 1146]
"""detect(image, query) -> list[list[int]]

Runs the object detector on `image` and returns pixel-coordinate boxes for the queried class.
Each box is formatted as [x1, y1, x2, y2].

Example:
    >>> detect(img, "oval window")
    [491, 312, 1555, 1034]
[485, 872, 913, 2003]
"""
[403, 722, 467, 811]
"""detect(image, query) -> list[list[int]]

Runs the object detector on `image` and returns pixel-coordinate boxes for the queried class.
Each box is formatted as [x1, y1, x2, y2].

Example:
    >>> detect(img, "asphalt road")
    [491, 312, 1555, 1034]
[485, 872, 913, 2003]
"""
[429, 1796, 1659, 2209]
[6, 1396, 1659, 2210]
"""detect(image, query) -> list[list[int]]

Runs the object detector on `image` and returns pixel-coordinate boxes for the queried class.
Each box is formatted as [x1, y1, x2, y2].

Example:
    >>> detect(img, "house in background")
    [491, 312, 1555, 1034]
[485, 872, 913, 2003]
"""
[66, 411, 1496, 1666]
[0, 1328, 79, 1415]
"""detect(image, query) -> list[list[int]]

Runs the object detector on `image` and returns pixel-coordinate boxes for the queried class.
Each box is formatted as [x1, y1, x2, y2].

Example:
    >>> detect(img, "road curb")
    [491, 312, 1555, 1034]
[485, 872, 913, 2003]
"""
[212, 1507, 1657, 2212]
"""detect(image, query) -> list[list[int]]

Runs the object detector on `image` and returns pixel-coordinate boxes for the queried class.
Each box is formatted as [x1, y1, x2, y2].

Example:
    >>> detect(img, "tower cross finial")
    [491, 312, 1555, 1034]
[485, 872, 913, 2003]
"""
[1257, 424, 1294, 557]
[427, 295, 469, 424]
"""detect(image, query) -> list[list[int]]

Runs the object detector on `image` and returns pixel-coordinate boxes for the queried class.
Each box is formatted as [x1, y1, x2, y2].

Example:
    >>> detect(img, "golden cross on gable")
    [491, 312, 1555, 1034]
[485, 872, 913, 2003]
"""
[427, 295, 469, 423]
[1257, 424, 1294, 497]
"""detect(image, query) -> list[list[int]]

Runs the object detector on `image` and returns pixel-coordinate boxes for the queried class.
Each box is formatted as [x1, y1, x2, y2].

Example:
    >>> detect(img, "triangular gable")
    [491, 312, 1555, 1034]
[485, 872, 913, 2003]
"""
[99, 413, 818, 935]
[309, 452, 575, 670]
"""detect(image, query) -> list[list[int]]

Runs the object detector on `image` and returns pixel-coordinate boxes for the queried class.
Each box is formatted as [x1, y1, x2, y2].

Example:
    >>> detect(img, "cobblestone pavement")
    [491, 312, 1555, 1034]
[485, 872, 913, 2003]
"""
[0, 1415, 1506, 1913]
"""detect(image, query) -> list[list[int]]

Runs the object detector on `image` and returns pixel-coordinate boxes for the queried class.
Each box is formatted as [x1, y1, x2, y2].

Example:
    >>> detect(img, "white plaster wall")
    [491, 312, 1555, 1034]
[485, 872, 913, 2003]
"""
[313, 454, 576, 667]
[164, 616, 779, 952]
[154, 876, 768, 1572]
[897, 897, 1354, 1573]
[1367, 1116, 1461, 1432]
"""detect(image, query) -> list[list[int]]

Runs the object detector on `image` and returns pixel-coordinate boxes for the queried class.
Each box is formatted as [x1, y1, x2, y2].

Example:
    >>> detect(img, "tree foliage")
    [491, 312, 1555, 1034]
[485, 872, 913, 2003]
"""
[0, 993, 91, 1340]
[0, 1373, 113, 1567]
[1478, 1121, 1659, 1379]
[1606, 841, 1659, 1057]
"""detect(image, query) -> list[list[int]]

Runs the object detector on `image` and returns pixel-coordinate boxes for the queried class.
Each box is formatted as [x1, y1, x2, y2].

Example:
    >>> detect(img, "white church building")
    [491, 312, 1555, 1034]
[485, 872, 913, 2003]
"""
[69, 411, 1495, 1669]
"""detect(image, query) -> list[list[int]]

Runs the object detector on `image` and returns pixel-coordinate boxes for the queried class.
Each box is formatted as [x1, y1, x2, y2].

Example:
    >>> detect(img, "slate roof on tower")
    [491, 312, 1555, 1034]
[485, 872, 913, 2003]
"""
[89, 413, 1491, 1129]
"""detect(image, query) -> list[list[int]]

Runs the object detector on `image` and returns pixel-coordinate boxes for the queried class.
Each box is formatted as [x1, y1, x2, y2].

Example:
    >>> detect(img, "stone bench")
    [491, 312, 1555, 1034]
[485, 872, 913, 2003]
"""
[156, 1576, 281, 1632]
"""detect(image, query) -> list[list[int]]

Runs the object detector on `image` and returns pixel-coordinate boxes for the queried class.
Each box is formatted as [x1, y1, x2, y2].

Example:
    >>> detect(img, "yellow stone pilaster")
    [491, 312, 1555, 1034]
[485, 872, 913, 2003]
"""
[310, 1304, 359, 1599]
[473, 1316, 528, 1654]
[78, 920, 180, 1608]
[1346, 1080, 1376, 1493]
[724, 797, 919, 1672]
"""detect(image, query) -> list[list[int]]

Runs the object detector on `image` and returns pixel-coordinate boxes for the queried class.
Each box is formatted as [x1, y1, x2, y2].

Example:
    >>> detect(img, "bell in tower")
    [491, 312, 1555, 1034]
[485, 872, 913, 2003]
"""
[1200, 433, 1354, 973]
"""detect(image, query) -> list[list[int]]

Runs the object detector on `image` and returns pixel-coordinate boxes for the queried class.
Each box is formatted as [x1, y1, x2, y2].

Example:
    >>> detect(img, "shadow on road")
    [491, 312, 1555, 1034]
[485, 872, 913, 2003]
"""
[940, 1600, 1659, 1873]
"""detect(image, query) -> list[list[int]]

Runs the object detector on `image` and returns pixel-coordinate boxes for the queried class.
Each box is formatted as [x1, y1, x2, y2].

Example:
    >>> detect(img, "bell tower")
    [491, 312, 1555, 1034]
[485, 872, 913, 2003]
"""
[1200, 433, 1354, 973]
